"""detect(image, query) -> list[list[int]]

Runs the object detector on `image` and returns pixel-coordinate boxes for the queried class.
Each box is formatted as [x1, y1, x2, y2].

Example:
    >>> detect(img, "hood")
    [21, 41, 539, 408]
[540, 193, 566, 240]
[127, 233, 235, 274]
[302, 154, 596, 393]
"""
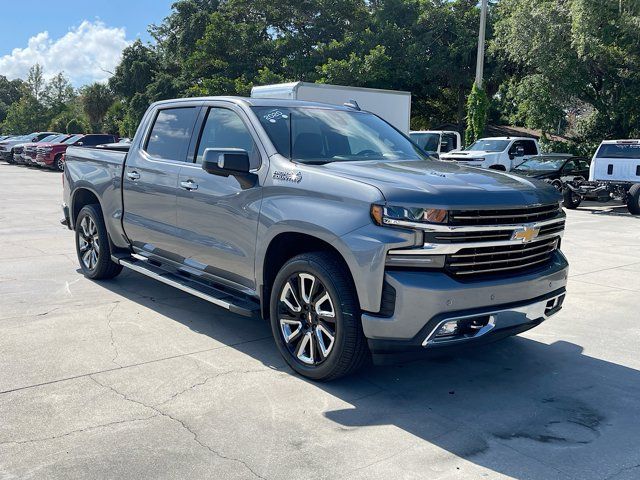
[319, 159, 561, 209]
[36, 142, 66, 148]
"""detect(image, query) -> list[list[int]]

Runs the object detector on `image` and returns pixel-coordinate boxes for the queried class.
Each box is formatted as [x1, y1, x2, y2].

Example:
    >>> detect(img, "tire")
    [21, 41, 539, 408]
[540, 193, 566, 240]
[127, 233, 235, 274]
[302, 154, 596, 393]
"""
[75, 204, 123, 280]
[54, 154, 64, 172]
[269, 251, 369, 381]
[563, 187, 582, 209]
[627, 184, 640, 215]
[551, 180, 563, 192]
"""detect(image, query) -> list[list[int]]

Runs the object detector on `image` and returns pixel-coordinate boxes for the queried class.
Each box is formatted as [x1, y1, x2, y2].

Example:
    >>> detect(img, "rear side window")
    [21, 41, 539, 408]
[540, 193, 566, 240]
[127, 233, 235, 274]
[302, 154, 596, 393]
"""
[196, 108, 259, 167]
[145, 108, 198, 161]
[82, 135, 116, 146]
[596, 144, 640, 159]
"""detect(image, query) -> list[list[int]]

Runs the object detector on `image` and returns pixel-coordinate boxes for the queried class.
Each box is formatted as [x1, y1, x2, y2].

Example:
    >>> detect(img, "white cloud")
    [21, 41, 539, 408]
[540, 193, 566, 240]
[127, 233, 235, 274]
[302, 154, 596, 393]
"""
[0, 21, 131, 86]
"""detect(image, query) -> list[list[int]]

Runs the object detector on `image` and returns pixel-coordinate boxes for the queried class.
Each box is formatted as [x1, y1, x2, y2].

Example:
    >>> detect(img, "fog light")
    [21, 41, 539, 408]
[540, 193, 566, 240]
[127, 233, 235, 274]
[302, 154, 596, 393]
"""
[435, 320, 459, 338]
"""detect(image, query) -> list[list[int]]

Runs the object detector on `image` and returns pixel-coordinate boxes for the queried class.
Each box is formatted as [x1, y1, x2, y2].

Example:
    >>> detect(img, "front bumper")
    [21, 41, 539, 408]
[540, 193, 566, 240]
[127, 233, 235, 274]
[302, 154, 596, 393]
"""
[35, 153, 55, 166]
[362, 251, 568, 353]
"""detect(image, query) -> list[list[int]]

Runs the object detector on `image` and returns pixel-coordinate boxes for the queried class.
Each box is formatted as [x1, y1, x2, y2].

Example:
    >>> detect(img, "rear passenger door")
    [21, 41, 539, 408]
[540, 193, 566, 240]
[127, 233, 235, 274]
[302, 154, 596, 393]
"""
[174, 103, 264, 291]
[122, 104, 201, 258]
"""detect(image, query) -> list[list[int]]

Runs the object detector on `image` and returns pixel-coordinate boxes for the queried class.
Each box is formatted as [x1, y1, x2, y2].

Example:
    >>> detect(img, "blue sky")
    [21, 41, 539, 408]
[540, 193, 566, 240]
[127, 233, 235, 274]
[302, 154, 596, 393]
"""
[0, 0, 174, 85]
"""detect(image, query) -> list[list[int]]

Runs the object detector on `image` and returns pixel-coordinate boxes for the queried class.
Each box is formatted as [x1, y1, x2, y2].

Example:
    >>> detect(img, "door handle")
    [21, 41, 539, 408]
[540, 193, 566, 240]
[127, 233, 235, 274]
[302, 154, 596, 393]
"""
[126, 171, 140, 181]
[180, 180, 198, 191]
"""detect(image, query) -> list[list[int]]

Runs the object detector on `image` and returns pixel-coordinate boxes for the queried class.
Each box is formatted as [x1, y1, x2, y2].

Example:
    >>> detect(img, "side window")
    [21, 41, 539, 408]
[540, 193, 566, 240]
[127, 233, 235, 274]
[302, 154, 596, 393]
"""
[196, 108, 259, 167]
[82, 135, 110, 146]
[578, 160, 590, 170]
[442, 133, 457, 152]
[523, 140, 538, 155]
[145, 107, 198, 161]
[564, 160, 577, 172]
[509, 141, 522, 154]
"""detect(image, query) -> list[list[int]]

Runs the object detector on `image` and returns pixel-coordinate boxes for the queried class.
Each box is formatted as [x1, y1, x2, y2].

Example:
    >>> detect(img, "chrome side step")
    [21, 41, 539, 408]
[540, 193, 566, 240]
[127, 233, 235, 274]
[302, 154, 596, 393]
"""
[115, 256, 260, 317]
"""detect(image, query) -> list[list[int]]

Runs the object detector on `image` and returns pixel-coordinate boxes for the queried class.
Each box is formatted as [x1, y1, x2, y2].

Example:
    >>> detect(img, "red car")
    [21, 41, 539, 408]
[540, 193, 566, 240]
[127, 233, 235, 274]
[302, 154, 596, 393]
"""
[20, 134, 71, 166]
[35, 134, 118, 171]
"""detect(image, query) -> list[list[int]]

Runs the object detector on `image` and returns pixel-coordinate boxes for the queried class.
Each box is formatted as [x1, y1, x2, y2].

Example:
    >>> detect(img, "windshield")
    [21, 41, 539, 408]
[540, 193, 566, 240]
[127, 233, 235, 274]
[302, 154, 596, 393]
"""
[253, 107, 428, 164]
[63, 135, 83, 145]
[410, 132, 440, 152]
[514, 157, 567, 171]
[596, 143, 640, 159]
[38, 135, 58, 143]
[466, 139, 510, 152]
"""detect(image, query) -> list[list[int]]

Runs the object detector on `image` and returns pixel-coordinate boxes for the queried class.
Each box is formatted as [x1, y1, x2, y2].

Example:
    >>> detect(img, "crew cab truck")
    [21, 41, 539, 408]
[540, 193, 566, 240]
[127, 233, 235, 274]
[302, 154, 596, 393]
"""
[440, 137, 540, 171]
[563, 140, 640, 214]
[62, 97, 569, 380]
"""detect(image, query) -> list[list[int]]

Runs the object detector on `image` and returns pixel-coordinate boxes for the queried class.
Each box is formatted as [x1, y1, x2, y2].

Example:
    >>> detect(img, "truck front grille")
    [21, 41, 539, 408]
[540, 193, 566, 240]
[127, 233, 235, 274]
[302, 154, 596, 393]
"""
[449, 204, 561, 226]
[445, 237, 559, 277]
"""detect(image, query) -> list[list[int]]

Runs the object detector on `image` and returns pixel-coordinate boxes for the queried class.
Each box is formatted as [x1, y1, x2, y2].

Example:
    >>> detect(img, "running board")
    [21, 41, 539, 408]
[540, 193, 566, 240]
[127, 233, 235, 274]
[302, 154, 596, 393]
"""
[116, 256, 260, 317]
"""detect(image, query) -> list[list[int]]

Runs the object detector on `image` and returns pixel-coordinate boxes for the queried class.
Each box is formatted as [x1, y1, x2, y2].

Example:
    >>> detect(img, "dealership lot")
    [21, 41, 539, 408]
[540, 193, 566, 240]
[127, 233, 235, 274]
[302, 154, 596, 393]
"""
[1, 163, 639, 480]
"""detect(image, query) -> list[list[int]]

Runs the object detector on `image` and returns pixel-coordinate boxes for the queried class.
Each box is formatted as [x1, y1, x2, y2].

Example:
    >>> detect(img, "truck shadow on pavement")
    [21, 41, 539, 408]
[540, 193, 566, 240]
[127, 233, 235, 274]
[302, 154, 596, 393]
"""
[99, 270, 640, 480]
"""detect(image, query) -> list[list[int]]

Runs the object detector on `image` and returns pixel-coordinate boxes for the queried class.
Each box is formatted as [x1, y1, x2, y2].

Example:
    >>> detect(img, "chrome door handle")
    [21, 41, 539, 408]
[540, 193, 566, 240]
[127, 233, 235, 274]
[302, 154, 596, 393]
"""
[126, 171, 140, 181]
[180, 180, 198, 191]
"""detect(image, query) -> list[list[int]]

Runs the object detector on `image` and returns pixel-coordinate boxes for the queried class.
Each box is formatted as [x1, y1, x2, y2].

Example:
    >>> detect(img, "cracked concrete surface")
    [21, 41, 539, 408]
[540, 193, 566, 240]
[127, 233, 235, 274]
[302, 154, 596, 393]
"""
[1, 163, 640, 479]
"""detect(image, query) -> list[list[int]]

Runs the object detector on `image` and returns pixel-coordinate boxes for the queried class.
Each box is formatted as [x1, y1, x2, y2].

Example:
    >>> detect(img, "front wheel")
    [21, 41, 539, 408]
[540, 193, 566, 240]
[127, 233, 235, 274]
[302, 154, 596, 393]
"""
[563, 188, 582, 209]
[54, 154, 64, 172]
[75, 204, 123, 279]
[269, 252, 369, 381]
[627, 184, 640, 215]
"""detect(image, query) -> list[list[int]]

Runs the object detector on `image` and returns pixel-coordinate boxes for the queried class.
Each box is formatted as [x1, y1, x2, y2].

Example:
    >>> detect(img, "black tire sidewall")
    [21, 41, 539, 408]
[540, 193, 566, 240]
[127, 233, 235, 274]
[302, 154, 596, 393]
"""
[269, 255, 355, 380]
[75, 205, 117, 279]
[627, 185, 640, 215]
[55, 154, 64, 172]
[563, 188, 581, 209]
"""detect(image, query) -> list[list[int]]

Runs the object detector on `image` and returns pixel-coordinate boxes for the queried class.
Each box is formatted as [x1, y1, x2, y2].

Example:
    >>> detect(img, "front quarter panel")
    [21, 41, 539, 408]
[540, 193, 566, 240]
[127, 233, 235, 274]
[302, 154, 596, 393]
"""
[256, 155, 417, 312]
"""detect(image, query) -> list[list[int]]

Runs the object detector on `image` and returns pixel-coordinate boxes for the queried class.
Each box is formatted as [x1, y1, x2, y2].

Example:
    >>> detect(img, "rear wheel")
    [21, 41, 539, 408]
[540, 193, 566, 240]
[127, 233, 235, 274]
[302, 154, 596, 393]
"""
[563, 187, 582, 209]
[627, 184, 640, 215]
[269, 252, 369, 381]
[75, 204, 123, 279]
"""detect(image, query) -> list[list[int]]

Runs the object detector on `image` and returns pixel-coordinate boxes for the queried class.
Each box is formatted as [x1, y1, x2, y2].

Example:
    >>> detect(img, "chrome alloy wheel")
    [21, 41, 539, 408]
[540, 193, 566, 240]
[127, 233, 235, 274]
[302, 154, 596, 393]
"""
[78, 216, 100, 270]
[278, 273, 337, 365]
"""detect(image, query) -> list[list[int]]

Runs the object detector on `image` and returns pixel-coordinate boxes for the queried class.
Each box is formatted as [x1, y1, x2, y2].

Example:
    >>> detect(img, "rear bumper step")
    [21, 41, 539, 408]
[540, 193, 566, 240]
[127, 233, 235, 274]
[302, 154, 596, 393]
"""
[115, 256, 260, 318]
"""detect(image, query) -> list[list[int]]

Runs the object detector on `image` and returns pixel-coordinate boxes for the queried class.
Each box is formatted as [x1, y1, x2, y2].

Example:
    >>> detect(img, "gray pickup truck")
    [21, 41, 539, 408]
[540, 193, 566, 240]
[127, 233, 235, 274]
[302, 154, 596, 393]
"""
[62, 97, 568, 380]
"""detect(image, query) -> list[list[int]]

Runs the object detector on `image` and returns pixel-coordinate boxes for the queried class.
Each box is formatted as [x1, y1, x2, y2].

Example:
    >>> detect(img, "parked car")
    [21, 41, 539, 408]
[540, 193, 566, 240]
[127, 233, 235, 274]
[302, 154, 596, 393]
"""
[563, 140, 640, 214]
[0, 132, 58, 163]
[17, 134, 68, 166]
[512, 154, 590, 191]
[35, 134, 118, 171]
[440, 136, 540, 171]
[409, 130, 462, 157]
[62, 97, 568, 381]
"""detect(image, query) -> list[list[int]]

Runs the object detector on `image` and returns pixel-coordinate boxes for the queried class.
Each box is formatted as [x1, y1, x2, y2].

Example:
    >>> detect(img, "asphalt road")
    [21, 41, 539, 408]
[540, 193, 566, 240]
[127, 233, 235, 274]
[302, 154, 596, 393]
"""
[1, 162, 639, 480]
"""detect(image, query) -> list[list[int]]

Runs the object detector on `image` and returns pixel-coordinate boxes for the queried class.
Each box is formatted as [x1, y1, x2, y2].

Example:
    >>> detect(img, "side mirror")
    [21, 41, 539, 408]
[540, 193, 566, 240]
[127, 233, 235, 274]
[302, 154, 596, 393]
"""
[202, 148, 251, 176]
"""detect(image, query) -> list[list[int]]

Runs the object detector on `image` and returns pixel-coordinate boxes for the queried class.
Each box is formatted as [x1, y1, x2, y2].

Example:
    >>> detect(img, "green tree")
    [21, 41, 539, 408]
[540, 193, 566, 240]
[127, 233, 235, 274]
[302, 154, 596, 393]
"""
[44, 73, 75, 114]
[109, 40, 158, 99]
[81, 83, 115, 132]
[491, 0, 640, 140]
[465, 83, 490, 144]
[66, 118, 88, 134]
[0, 76, 26, 127]
[2, 94, 47, 133]
[27, 64, 46, 102]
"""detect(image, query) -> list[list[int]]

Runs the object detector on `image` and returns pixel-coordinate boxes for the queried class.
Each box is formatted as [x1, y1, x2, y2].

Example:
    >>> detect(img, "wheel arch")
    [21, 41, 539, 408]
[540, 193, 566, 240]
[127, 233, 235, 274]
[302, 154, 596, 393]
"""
[259, 231, 356, 320]
[70, 187, 101, 228]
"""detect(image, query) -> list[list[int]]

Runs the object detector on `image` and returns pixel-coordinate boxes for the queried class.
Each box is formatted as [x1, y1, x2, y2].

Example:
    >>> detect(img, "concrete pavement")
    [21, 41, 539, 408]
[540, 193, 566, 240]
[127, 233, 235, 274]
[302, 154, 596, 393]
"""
[1, 162, 639, 479]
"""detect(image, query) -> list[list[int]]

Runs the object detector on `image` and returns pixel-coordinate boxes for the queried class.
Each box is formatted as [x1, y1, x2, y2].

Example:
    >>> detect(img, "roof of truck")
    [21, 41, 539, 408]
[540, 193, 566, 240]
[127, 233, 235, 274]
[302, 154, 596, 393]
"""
[151, 96, 359, 112]
[600, 139, 640, 144]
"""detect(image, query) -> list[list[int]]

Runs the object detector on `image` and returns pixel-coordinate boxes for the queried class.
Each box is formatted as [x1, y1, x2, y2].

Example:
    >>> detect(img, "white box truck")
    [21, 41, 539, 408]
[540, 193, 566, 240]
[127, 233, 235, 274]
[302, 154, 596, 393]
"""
[250, 82, 412, 134]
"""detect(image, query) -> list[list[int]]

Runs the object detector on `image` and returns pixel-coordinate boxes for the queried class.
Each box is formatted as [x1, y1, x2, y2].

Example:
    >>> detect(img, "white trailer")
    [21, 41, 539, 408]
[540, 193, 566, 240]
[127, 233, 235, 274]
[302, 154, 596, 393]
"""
[250, 82, 412, 134]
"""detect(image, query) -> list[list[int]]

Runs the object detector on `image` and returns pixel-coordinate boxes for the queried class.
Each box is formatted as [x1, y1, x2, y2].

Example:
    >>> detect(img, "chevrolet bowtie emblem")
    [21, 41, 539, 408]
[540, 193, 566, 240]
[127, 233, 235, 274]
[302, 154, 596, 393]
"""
[511, 225, 540, 243]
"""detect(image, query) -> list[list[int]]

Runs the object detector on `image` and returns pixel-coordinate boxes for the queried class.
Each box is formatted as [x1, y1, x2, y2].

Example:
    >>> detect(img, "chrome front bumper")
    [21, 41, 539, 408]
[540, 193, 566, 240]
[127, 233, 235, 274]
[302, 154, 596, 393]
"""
[422, 292, 565, 347]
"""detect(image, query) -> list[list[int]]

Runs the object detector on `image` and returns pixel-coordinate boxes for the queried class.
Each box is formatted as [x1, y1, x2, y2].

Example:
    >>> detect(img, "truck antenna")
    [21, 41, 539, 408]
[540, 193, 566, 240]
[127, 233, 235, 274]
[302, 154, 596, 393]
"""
[343, 99, 361, 111]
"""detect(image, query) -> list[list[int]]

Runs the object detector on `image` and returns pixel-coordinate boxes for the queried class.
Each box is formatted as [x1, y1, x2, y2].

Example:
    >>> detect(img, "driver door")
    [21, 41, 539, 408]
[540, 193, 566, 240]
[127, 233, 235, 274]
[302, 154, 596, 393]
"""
[174, 104, 264, 291]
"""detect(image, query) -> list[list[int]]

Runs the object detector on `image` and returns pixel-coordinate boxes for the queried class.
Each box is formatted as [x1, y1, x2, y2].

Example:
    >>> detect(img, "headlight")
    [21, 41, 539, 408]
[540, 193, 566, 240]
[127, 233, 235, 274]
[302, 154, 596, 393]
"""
[371, 204, 448, 227]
